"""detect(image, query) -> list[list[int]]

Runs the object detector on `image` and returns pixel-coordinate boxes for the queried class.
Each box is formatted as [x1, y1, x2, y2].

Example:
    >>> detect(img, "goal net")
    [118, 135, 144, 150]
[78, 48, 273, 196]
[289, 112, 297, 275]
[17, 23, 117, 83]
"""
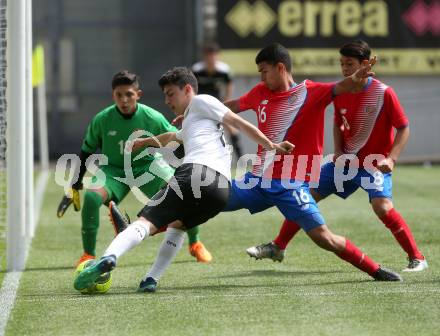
[0, 0, 6, 273]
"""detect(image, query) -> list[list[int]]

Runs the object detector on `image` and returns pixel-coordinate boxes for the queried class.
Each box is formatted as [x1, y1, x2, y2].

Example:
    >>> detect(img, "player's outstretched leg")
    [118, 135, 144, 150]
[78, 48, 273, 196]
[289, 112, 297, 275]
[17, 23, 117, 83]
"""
[336, 241, 402, 281]
[77, 205, 151, 291]
[74, 255, 116, 290]
[307, 225, 402, 281]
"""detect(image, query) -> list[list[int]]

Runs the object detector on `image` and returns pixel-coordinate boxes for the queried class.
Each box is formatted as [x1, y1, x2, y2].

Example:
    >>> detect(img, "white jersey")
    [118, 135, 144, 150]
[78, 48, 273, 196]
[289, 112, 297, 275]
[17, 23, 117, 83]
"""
[175, 94, 232, 181]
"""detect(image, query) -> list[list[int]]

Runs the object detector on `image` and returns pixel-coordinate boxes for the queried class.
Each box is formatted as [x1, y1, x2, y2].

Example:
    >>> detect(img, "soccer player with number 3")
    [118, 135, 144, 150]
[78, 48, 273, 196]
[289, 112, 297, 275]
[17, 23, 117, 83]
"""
[223, 43, 402, 281]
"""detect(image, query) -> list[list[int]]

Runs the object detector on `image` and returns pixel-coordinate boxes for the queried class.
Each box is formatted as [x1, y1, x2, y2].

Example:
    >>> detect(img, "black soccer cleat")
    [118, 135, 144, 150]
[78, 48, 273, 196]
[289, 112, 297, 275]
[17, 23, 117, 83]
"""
[108, 201, 130, 235]
[98, 255, 117, 273]
[373, 266, 403, 282]
[137, 277, 158, 293]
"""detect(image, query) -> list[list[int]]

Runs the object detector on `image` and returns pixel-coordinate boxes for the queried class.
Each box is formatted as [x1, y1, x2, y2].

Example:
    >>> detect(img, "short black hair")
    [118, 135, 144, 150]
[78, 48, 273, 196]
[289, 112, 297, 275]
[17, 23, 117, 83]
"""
[158, 67, 198, 94]
[255, 43, 292, 72]
[111, 70, 140, 90]
[339, 40, 371, 62]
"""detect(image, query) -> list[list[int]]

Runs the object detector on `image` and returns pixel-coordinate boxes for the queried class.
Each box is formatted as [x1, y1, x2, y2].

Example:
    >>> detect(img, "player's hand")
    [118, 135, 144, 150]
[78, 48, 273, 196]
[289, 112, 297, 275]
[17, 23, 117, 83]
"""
[56, 188, 81, 218]
[172, 115, 184, 126]
[352, 56, 377, 82]
[125, 139, 145, 153]
[274, 141, 294, 154]
[132, 138, 154, 152]
[377, 157, 395, 173]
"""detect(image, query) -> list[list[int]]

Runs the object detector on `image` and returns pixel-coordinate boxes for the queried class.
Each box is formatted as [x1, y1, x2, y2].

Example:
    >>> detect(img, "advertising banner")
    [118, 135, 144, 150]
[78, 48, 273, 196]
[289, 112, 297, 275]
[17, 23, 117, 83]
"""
[217, 0, 440, 75]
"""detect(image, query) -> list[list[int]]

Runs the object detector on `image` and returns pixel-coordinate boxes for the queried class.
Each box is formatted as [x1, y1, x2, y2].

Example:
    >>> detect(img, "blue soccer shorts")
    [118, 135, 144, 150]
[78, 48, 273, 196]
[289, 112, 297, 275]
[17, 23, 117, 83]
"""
[223, 172, 325, 232]
[313, 162, 393, 201]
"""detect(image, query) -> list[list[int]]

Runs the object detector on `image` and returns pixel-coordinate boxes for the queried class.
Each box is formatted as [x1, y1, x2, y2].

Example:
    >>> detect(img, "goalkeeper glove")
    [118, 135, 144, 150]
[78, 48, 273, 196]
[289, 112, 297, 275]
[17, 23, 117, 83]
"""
[57, 188, 81, 218]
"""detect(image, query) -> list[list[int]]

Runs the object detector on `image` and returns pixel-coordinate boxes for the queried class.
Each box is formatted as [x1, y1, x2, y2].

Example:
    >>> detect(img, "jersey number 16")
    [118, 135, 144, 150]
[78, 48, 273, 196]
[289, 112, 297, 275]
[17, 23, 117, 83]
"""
[258, 106, 267, 123]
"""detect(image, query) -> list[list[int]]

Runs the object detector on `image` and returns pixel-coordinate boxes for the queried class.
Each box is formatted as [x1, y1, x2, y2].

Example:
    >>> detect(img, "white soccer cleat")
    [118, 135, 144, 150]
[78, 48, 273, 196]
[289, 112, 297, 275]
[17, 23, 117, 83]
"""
[402, 258, 428, 272]
[246, 242, 285, 262]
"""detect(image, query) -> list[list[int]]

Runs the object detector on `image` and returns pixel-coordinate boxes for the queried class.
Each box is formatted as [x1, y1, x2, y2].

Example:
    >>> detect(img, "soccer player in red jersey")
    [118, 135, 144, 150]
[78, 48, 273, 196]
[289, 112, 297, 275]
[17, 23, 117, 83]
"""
[246, 40, 427, 272]
[223, 42, 403, 281]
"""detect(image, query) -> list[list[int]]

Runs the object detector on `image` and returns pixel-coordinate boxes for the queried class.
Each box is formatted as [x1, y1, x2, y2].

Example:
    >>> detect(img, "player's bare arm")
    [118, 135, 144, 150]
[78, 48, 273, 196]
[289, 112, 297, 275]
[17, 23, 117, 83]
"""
[223, 99, 240, 113]
[222, 110, 294, 154]
[334, 56, 377, 95]
[377, 125, 410, 173]
[127, 132, 180, 152]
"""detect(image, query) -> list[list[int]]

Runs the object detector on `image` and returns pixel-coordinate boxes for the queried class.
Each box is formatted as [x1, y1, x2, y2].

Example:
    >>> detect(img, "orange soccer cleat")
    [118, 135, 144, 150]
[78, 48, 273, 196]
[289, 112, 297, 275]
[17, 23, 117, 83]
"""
[75, 252, 96, 267]
[189, 241, 212, 263]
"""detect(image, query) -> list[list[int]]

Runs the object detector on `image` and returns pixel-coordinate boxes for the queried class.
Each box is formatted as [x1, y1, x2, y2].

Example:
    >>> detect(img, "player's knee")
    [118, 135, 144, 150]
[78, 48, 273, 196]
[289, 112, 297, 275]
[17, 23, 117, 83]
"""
[308, 227, 341, 252]
[371, 198, 393, 218]
[168, 220, 184, 230]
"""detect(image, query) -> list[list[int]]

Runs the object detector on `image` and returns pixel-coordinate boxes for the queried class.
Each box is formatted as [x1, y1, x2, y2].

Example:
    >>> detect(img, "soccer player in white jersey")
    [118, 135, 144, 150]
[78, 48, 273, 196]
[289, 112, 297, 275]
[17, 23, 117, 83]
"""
[247, 40, 427, 272]
[74, 67, 293, 292]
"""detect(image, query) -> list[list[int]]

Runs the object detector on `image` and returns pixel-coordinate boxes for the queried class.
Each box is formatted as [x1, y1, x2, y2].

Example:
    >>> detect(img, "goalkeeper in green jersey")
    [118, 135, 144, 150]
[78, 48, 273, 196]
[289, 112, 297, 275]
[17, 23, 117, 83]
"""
[57, 70, 212, 266]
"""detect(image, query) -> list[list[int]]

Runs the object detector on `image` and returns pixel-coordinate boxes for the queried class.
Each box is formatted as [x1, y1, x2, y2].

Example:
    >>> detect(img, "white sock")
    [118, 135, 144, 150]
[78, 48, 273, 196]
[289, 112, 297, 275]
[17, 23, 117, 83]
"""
[103, 220, 150, 259]
[145, 228, 185, 281]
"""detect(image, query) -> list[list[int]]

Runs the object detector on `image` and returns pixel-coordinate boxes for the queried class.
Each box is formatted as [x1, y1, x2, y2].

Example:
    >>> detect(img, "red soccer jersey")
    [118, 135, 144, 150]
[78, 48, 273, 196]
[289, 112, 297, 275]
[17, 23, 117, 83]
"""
[239, 80, 334, 181]
[333, 78, 408, 168]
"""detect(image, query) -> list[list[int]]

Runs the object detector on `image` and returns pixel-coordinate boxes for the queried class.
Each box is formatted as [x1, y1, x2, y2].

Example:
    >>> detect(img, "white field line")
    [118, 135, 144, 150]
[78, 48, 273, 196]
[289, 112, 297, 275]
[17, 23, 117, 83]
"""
[0, 170, 49, 336]
[0, 272, 21, 334]
[19, 287, 440, 303]
[0, 272, 22, 335]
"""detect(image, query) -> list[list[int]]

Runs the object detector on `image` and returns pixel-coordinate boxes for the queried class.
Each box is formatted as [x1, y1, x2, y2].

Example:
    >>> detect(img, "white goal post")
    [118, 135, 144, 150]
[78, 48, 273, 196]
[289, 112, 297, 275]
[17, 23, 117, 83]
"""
[6, 0, 31, 271]
[4, 0, 48, 272]
[0, 0, 50, 331]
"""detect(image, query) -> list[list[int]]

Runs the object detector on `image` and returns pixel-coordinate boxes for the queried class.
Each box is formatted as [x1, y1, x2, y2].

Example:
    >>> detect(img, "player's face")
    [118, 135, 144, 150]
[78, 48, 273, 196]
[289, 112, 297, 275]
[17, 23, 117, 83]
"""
[112, 85, 142, 115]
[163, 84, 191, 116]
[340, 56, 362, 77]
[258, 62, 283, 91]
[204, 51, 218, 71]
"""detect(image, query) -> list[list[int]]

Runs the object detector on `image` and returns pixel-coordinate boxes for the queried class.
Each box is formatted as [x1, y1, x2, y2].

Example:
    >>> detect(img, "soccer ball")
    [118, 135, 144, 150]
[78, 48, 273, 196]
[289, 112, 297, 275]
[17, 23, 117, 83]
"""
[74, 259, 112, 294]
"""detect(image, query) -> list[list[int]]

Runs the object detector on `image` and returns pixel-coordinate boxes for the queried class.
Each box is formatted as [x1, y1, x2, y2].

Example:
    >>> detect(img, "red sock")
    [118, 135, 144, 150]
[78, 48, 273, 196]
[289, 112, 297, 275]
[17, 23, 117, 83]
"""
[380, 208, 424, 260]
[336, 239, 380, 276]
[273, 219, 301, 250]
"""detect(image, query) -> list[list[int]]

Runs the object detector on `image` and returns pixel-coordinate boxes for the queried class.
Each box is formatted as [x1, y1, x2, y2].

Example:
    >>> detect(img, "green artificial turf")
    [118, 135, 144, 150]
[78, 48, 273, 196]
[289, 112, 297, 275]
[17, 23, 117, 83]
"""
[3, 166, 440, 335]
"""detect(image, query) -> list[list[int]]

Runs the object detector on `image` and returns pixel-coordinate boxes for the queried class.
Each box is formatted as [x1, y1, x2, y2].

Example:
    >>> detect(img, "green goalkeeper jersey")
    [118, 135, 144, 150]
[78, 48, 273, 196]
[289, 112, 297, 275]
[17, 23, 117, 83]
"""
[81, 103, 177, 171]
